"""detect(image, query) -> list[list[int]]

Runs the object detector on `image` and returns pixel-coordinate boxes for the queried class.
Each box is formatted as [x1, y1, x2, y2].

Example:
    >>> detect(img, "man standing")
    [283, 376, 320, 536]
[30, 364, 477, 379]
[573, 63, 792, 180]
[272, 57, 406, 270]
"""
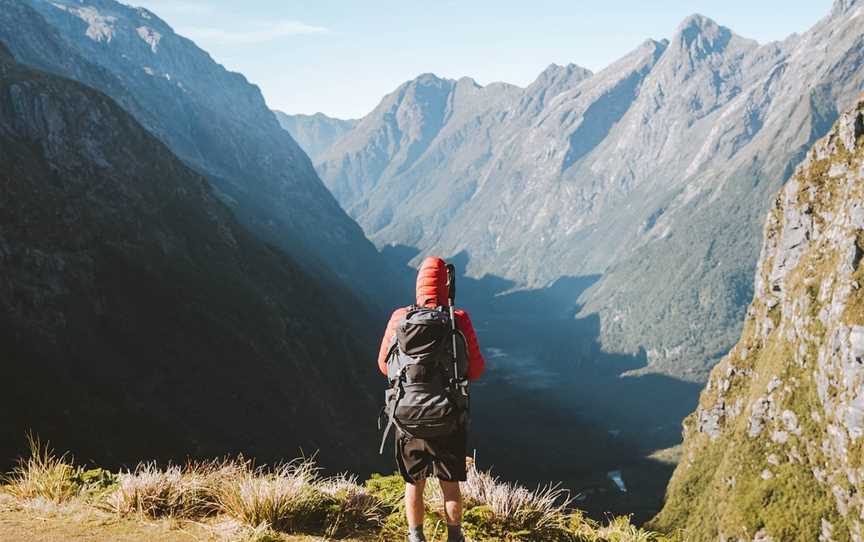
[377, 257, 485, 542]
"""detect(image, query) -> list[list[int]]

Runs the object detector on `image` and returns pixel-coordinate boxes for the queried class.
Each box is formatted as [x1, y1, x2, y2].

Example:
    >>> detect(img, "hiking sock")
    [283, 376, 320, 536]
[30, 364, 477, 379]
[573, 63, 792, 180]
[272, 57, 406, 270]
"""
[447, 523, 464, 542]
[408, 525, 427, 542]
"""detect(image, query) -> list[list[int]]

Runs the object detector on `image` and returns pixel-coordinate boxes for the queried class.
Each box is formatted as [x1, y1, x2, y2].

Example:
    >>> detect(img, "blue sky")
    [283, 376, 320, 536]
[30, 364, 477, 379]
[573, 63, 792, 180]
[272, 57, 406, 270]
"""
[131, 0, 834, 119]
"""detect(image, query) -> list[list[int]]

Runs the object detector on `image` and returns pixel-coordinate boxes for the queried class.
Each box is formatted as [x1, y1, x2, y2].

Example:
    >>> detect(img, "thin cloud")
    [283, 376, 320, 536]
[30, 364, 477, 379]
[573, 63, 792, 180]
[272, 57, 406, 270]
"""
[180, 20, 329, 45]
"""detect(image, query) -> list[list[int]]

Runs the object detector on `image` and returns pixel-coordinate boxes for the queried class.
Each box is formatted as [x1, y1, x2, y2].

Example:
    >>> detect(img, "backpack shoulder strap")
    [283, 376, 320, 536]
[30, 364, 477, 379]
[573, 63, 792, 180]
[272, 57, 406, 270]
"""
[379, 367, 407, 454]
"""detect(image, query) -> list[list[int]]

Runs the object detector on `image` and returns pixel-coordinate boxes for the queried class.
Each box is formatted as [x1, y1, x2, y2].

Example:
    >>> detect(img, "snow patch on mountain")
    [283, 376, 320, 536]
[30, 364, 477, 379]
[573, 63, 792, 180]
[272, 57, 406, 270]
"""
[136, 26, 161, 53]
[51, 3, 116, 43]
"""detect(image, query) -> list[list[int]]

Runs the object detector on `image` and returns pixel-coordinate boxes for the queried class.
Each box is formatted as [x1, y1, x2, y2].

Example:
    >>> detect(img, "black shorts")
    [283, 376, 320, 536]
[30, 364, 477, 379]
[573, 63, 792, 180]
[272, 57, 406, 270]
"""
[395, 427, 467, 483]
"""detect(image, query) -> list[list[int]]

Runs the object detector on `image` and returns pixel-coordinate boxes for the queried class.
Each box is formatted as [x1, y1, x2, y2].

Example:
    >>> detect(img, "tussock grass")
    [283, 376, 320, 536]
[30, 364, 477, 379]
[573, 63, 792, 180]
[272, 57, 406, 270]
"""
[368, 463, 665, 541]
[104, 456, 385, 536]
[570, 511, 670, 542]
[2, 438, 662, 541]
[215, 459, 326, 533]
[318, 474, 384, 537]
[428, 463, 574, 539]
[2, 434, 84, 503]
[106, 461, 217, 518]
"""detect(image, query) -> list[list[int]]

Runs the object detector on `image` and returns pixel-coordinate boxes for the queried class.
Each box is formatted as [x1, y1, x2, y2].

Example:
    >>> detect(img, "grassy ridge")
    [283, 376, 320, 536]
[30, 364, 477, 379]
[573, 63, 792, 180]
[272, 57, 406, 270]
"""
[1, 436, 667, 541]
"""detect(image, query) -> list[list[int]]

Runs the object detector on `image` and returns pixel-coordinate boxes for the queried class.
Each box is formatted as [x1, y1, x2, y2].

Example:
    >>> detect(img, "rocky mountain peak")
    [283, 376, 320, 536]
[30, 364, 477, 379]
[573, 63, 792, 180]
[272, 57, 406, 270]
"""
[675, 13, 720, 34]
[638, 37, 669, 51]
[389, 73, 456, 111]
[408, 72, 449, 87]
[539, 62, 592, 81]
[455, 75, 482, 90]
[672, 13, 734, 56]
[529, 62, 593, 92]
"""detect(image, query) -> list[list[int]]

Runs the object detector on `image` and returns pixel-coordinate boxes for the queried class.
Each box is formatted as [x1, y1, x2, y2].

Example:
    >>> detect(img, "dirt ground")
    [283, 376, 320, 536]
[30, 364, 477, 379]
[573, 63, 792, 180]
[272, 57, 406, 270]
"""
[0, 496, 370, 542]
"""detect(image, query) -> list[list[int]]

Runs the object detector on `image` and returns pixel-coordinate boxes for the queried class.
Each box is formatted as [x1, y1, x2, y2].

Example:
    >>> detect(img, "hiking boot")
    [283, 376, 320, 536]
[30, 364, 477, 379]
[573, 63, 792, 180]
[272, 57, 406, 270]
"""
[408, 526, 427, 542]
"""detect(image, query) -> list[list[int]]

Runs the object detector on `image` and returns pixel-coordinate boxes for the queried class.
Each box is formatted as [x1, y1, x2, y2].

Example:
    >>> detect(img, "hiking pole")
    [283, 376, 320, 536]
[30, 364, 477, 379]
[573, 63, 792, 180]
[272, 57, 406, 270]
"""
[445, 264, 458, 384]
[445, 264, 463, 393]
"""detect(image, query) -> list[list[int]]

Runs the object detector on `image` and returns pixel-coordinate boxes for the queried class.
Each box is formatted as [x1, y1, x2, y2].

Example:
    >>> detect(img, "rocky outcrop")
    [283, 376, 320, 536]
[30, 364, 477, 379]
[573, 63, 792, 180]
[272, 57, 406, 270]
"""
[0, 45, 380, 473]
[651, 97, 864, 541]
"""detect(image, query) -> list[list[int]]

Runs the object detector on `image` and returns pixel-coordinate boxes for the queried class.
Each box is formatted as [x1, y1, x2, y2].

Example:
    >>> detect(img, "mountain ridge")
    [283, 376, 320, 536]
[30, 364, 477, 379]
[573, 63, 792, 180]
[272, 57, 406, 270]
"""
[314, 5, 864, 380]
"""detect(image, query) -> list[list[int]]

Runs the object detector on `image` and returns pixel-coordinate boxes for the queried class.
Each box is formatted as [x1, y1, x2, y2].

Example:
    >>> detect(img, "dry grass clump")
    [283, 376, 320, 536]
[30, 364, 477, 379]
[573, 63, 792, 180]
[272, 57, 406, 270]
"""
[106, 457, 385, 536]
[215, 458, 327, 533]
[426, 462, 572, 539]
[319, 473, 384, 537]
[105, 461, 221, 518]
[464, 466, 572, 528]
[570, 511, 669, 542]
[2, 434, 87, 503]
[417, 463, 666, 542]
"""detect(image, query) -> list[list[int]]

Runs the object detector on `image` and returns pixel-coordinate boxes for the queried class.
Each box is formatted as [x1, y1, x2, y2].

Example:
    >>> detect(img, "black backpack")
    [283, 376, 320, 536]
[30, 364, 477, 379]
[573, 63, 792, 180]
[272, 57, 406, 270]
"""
[378, 305, 469, 454]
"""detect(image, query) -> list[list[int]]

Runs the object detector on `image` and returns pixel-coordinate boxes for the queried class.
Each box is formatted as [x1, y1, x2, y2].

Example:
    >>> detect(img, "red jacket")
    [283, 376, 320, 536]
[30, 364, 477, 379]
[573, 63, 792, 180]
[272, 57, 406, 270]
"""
[377, 256, 485, 380]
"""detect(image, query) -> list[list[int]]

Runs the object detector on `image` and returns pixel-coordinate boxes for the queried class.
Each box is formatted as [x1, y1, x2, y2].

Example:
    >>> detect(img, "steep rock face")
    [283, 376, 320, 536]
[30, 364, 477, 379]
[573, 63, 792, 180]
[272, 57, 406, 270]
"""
[0, 47, 379, 472]
[0, 0, 147, 120]
[318, 5, 864, 379]
[587, 3, 864, 378]
[274, 111, 357, 162]
[317, 73, 524, 224]
[0, 0, 397, 304]
[652, 98, 864, 541]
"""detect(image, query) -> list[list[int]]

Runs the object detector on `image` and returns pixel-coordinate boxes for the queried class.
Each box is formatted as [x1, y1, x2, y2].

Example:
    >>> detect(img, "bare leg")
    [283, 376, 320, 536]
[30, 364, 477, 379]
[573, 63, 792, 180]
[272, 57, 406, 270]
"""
[439, 479, 463, 527]
[405, 479, 426, 528]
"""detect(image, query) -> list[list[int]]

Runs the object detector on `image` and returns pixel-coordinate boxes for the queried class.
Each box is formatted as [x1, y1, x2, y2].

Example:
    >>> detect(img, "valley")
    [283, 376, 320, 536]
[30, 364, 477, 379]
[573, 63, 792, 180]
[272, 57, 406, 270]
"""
[377, 250, 700, 522]
[1, 0, 863, 539]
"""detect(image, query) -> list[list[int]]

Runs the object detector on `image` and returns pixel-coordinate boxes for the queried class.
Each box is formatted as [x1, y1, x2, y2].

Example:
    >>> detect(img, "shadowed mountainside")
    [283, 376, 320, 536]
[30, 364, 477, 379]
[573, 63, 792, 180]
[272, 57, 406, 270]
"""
[0, 0, 403, 310]
[0, 41, 383, 475]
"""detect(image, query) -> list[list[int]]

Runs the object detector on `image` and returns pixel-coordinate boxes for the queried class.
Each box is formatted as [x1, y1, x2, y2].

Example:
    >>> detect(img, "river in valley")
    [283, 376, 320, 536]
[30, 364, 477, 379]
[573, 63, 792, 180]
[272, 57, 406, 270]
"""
[380, 249, 702, 523]
[454, 272, 700, 523]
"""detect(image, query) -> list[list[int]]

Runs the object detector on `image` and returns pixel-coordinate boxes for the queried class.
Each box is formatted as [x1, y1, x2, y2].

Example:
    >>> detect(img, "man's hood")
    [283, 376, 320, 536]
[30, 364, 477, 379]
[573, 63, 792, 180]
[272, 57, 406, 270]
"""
[416, 256, 449, 307]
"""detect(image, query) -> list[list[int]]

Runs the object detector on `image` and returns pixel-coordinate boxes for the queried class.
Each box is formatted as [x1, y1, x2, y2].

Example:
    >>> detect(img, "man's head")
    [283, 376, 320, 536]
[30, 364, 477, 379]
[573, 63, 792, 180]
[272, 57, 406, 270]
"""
[416, 256, 449, 307]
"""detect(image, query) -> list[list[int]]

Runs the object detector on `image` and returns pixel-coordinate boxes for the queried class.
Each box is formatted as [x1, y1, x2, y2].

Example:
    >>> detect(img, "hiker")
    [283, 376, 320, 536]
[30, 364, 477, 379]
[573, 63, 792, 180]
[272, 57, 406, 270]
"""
[377, 256, 485, 542]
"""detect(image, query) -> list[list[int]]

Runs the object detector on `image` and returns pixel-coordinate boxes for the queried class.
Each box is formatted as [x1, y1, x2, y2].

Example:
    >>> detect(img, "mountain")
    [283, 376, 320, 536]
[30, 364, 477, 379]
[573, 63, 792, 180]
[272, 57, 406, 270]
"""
[316, 72, 527, 222]
[583, 4, 864, 379]
[316, 4, 864, 380]
[274, 111, 357, 162]
[0, 41, 379, 472]
[0, 0, 400, 306]
[651, 96, 864, 541]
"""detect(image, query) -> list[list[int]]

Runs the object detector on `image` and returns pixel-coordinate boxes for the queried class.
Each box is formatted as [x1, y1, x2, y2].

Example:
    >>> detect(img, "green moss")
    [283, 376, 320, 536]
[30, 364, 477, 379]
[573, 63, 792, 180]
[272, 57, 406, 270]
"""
[648, 439, 724, 540]
[364, 474, 404, 508]
[767, 304, 782, 330]
[651, 325, 853, 541]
